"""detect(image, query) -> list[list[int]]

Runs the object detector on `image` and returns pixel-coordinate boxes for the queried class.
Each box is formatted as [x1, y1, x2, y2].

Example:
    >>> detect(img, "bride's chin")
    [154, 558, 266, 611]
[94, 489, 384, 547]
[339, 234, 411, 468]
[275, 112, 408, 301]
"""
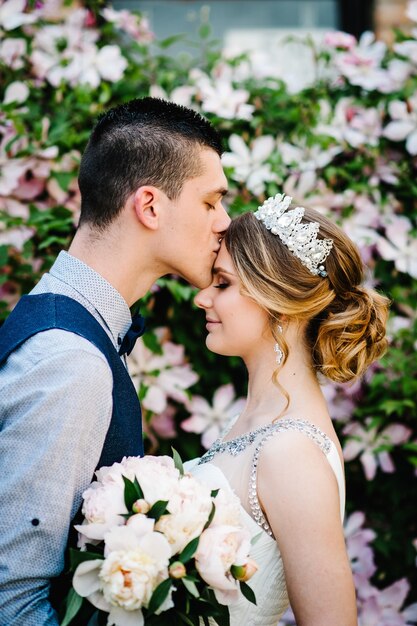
[205, 337, 238, 358]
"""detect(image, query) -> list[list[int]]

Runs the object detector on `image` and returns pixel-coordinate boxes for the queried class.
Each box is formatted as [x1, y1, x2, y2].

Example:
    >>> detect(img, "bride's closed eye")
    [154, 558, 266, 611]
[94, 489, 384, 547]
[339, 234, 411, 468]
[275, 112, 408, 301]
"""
[214, 281, 229, 289]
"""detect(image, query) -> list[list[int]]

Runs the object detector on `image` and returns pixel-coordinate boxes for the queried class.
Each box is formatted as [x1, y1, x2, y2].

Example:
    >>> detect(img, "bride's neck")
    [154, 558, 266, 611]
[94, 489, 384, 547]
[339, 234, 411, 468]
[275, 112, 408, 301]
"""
[241, 345, 324, 426]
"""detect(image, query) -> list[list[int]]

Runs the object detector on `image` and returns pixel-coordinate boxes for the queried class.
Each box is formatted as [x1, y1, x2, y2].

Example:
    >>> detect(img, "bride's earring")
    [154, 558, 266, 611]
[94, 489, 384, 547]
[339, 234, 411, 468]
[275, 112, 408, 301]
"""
[274, 324, 283, 365]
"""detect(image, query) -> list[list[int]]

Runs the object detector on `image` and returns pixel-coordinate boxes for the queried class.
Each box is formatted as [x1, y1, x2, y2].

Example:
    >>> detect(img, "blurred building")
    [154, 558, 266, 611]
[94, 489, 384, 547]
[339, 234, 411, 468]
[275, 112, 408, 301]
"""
[114, 0, 412, 90]
[374, 0, 410, 43]
[116, 0, 412, 42]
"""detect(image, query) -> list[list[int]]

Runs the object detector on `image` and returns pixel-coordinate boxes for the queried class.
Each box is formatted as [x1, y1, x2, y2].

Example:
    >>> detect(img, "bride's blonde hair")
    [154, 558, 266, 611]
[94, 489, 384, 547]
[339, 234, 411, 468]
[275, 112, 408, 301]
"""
[224, 208, 389, 384]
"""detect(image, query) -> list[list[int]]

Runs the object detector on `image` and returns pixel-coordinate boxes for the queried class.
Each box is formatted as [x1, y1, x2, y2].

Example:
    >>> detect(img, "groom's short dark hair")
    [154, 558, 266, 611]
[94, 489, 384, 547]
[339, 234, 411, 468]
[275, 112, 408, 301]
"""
[78, 97, 223, 228]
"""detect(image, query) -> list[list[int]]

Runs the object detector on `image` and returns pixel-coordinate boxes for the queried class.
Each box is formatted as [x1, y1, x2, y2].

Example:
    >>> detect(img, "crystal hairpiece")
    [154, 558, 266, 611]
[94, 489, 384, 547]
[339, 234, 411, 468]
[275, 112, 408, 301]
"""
[254, 193, 333, 277]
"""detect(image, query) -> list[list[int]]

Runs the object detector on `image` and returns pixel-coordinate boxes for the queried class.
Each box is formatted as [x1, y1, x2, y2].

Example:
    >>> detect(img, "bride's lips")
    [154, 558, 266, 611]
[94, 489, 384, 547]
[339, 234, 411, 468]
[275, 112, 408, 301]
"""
[206, 318, 221, 330]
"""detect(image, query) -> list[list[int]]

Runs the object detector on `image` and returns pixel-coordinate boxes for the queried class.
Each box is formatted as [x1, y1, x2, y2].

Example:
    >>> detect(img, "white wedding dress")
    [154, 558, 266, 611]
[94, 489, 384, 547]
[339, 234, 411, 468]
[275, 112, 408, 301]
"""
[185, 417, 345, 626]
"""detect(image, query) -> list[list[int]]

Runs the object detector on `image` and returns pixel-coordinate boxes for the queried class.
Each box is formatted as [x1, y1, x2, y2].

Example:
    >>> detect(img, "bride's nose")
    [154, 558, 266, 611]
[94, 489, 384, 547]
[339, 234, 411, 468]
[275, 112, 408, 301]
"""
[194, 287, 212, 310]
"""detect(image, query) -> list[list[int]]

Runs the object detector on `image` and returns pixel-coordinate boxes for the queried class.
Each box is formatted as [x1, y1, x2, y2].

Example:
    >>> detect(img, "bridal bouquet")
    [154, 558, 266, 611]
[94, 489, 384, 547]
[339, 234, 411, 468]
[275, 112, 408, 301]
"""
[61, 451, 257, 626]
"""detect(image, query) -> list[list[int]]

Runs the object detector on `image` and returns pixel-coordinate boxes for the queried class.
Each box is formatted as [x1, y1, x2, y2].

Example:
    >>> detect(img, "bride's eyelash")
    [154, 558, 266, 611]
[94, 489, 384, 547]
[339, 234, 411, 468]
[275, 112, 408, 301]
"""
[214, 283, 229, 290]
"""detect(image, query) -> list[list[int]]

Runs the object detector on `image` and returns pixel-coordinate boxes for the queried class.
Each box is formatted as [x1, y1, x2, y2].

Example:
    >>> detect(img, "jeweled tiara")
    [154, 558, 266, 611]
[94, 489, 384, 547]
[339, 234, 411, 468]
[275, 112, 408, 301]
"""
[254, 193, 333, 277]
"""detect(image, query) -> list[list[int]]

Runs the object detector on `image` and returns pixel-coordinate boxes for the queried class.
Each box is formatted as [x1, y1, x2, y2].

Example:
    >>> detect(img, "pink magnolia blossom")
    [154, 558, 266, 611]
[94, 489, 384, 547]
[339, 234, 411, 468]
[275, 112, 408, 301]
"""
[343, 418, 412, 480]
[127, 328, 198, 414]
[369, 154, 400, 187]
[0, 0, 37, 30]
[344, 107, 383, 147]
[341, 194, 382, 263]
[324, 31, 357, 50]
[3, 81, 29, 105]
[335, 31, 387, 91]
[0, 225, 34, 251]
[279, 139, 342, 197]
[0, 137, 59, 202]
[149, 84, 196, 108]
[0, 37, 26, 69]
[30, 8, 127, 87]
[377, 215, 417, 279]
[320, 379, 357, 423]
[383, 95, 417, 155]
[181, 384, 246, 449]
[149, 405, 177, 440]
[357, 579, 417, 626]
[281, 606, 297, 625]
[316, 98, 383, 147]
[395, 38, 417, 66]
[378, 59, 412, 94]
[102, 7, 154, 43]
[222, 134, 277, 195]
[191, 67, 254, 121]
[33, 0, 79, 20]
[344, 512, 377, 594]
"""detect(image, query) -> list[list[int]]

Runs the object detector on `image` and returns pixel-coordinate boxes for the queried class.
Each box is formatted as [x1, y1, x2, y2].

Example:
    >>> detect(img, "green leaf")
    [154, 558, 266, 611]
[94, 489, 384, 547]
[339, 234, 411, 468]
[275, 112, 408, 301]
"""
[134, 476, 144, 499]
[142, 331, 163, 355]
[69, 547, 104, 570]
[51, 171, 75, 192]
[148, 578, 172, 614]
[182, 577, 200, 598]
[148, 500, 169, 521]
[172, 447, 184, 476]
[239, 581, 257, 605]
[203, 503, 216, 530]
[177, 612, 198, 626]
[179, 536, 200, 563]
[160, 34, 187, 48]
[0, 245, 9, 266]
[199, 23, 211, 39]
[210, 489, 219, 498]
[60, 588, 84, 626]
[122, 475, 142, 511]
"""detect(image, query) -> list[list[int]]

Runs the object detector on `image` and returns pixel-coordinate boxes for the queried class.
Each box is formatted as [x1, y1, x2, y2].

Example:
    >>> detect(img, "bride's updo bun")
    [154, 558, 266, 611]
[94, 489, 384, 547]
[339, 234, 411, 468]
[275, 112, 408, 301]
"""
[224, 207, 389, 383]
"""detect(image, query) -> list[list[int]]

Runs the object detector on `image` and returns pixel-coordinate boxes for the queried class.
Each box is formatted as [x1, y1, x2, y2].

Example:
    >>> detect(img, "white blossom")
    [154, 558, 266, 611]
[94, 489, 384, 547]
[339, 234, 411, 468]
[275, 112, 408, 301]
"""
[222, 134, 277, 195]
[383, 94, 417, 155]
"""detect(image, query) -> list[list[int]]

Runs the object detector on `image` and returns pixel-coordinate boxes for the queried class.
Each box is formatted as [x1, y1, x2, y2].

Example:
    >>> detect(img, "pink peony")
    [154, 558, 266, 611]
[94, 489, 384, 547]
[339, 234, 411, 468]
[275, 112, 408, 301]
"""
[195, 525, 253, 605]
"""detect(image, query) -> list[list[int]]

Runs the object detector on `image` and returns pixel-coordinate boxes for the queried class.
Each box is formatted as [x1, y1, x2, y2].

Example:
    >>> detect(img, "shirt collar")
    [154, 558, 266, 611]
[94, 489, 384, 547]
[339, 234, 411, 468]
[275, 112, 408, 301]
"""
[49, 251, 132, 345]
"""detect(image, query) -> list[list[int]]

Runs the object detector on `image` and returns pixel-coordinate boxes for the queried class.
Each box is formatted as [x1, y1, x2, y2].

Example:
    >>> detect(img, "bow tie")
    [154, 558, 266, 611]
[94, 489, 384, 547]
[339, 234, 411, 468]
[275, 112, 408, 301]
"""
[118, 312, 146, 356]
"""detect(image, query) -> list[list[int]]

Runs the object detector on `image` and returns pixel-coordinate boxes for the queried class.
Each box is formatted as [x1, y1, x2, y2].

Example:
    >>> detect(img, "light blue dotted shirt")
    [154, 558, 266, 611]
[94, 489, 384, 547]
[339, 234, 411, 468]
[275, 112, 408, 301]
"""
[0, 251, 133, 625]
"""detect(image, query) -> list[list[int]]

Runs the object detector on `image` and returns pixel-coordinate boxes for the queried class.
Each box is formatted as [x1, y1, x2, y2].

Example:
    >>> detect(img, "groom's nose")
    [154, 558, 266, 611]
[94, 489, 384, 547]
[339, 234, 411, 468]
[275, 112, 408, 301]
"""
[213, 203, 231, 234]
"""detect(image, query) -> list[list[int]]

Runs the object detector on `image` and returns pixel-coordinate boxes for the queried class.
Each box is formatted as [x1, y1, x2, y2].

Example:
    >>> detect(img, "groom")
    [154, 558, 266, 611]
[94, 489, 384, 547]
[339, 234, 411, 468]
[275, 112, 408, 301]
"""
[0, 97, 229, 625]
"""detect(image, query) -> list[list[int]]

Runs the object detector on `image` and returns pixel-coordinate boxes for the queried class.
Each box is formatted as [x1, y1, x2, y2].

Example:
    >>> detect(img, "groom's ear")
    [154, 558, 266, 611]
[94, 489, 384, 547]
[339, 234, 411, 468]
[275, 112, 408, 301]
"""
[133, 186, 160, 231]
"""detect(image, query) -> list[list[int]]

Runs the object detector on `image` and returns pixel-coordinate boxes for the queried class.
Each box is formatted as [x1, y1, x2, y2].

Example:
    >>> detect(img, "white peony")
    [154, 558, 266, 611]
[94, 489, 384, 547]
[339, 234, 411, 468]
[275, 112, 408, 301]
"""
[75, 481, 127, 543]
[73, 515, 172, 626]
[155, 474, 213, 554]
[211, 488, 241, 527]
[95, 455, 180, 506]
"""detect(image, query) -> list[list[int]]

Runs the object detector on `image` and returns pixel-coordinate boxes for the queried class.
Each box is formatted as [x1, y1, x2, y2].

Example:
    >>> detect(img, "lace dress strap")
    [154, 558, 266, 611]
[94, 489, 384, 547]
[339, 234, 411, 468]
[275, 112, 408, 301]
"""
[248, 419, 333, 537]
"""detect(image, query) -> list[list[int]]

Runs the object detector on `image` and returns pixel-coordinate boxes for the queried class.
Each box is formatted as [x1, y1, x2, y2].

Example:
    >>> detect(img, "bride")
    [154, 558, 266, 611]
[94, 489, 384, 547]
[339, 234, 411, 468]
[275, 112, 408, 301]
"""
[187, 194, 389, 625]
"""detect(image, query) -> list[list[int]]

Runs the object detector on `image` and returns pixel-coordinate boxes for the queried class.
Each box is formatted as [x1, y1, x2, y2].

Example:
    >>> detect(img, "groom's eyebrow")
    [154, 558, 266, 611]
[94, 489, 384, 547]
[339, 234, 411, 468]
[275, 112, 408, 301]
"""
[207, 188, 228, 198]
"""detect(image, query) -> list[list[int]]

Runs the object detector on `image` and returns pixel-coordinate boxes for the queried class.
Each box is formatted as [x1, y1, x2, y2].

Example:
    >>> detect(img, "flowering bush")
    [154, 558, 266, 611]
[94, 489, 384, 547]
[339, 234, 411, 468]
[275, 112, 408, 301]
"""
[64, 453, 257, 625]
[1, 0, 417, 620]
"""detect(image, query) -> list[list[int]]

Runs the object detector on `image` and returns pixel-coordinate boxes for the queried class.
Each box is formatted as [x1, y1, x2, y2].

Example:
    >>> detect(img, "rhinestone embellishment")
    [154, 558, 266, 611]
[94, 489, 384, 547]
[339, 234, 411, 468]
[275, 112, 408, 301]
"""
[199, 418, 333, 537]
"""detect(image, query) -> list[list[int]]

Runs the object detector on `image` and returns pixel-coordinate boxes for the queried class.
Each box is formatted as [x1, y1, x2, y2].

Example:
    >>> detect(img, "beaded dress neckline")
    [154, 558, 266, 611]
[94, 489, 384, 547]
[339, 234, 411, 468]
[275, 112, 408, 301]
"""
[198, 417, 332, 465]
[198, 417, 337, 537]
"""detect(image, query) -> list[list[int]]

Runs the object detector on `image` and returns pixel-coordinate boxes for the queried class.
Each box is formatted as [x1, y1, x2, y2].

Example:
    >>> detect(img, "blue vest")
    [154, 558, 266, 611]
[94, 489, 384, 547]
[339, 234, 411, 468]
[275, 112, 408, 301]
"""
[0, 293, 144, 616]
[0, 293, 144, 468]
